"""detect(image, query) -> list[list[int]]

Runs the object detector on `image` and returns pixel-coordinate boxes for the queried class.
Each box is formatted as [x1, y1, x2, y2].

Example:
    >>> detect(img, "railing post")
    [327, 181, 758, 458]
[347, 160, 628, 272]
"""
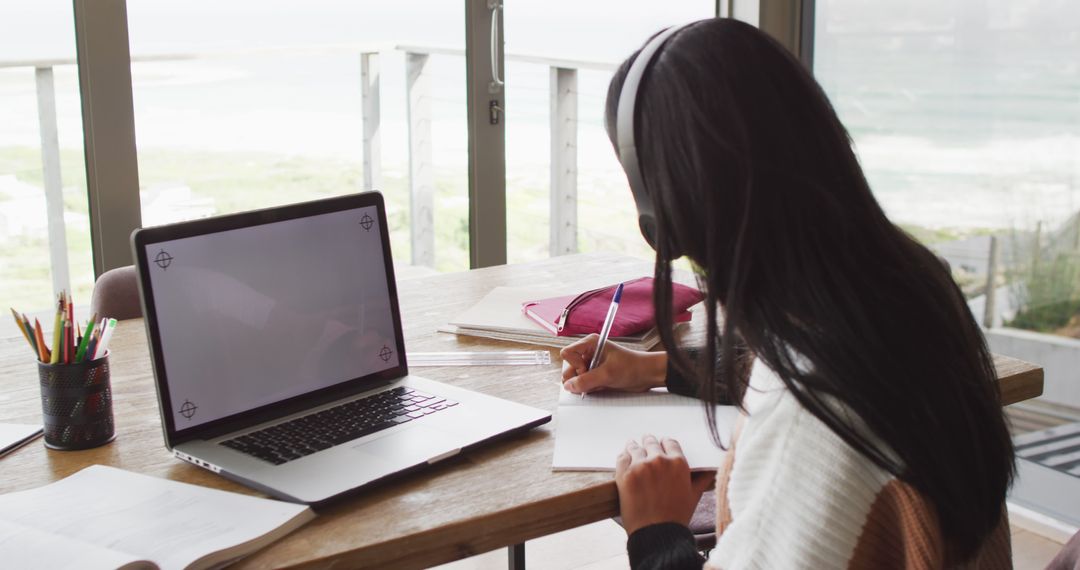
[984, 235, 999, 328]
[361, 52, 381, 192]
[1031, 221, 1042, 276]
[406, 52, 435, 267]
[35, 66, 71, 298]
[549, 67, 578, 256]
[1074, 212, 1080, 251]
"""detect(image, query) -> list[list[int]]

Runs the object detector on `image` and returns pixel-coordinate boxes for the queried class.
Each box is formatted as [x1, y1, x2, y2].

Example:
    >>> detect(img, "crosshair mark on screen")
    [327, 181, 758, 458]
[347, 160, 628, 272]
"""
[155, 249, 174, 270]
[179, 399, 198, 419]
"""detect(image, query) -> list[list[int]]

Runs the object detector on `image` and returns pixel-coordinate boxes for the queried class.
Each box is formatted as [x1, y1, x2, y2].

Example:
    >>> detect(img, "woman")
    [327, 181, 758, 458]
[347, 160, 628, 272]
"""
[560, 18, 1015, 569]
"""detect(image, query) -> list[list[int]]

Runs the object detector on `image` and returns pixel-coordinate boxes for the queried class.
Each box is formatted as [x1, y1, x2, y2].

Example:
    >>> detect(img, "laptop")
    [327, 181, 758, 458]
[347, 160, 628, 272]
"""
[132, 192, 551, 505]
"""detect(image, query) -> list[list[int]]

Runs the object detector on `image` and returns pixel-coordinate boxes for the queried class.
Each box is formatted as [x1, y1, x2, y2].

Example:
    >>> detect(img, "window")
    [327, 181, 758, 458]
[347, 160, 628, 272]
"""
[503, 1, 717, 264]
[125, 0, 468, 270]
[0, 0, 93, 313]
[815, 0, 1080, 339]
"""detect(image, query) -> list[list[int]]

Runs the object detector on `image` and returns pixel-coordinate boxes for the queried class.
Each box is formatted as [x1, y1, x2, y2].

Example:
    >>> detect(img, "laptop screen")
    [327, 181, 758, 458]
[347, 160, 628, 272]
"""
[142, 203, 402, 431]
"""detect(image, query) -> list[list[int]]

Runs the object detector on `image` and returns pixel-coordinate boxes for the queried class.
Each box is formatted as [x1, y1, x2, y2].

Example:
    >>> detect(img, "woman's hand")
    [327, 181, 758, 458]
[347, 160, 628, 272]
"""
[615, 435, 716, 535]
[560, 334, 667, 394]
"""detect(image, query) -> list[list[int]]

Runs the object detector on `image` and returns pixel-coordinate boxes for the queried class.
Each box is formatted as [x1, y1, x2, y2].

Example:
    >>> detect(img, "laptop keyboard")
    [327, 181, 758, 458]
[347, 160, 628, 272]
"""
[220, 386, 458, 465]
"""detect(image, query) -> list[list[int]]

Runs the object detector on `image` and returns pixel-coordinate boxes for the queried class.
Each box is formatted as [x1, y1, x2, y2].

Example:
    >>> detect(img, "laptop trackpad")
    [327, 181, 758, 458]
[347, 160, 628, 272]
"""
[353, 426, 460, 465]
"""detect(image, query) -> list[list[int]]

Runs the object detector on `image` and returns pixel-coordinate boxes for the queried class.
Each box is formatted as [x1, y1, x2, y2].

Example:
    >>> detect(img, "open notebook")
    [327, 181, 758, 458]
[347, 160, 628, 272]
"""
[552, 387, 738, 471]
[0, 465, 313, 570]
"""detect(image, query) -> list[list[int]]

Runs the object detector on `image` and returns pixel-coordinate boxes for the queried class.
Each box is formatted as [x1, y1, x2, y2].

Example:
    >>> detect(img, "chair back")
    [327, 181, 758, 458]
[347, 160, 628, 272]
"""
[90, 265, 142, 321]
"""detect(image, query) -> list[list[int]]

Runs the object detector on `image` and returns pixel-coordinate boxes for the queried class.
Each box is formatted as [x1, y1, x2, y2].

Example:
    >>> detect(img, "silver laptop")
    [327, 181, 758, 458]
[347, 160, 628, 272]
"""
[132, 192, 550, 505]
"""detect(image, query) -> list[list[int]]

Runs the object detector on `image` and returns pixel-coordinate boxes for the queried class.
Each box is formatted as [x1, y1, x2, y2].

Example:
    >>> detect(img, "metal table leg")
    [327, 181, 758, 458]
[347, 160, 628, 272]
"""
[508, 542, 525, 570]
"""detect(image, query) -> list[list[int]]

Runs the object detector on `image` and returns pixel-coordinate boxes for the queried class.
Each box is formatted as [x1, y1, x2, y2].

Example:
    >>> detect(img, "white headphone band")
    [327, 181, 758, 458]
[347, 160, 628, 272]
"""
[615, 22, 696, 227]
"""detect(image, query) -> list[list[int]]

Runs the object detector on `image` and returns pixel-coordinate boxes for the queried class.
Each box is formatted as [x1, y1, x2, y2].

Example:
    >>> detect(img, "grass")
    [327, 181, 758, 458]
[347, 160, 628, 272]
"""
[898, 223, 986, 245]
[0, 146, 653, 313]
[1007, 252, 1080, 335]
[0, 147, 94, 311]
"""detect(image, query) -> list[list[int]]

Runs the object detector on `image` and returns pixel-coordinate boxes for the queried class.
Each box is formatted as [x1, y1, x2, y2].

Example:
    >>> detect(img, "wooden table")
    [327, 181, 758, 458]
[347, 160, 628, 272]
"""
[0, 252, 1045, 568]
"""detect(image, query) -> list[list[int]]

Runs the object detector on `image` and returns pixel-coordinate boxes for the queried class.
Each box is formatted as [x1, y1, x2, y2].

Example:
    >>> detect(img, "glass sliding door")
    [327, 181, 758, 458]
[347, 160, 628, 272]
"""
[503, 1, 716, 264]
[0, 0, 93, 313]
[125, 0, 469, 271]
[815, 0, 1080, 339]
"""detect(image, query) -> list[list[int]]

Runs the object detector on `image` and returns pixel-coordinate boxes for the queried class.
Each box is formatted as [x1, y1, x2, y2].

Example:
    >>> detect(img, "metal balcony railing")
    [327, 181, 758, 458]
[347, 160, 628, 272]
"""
[1, 44, 618, 296]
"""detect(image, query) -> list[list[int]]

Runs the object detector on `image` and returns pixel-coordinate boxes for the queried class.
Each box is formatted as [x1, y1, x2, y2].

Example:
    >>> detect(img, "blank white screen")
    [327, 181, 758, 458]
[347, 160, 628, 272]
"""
[146, 206, 399, 430]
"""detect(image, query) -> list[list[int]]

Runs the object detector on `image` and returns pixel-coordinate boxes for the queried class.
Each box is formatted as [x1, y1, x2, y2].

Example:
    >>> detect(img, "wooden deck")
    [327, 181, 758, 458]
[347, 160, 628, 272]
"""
[1007, 400, 1080, 435]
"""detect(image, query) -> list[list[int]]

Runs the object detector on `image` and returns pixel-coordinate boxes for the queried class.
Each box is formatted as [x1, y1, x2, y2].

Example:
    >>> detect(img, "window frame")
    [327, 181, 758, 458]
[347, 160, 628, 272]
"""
[75, 1, 805, 274]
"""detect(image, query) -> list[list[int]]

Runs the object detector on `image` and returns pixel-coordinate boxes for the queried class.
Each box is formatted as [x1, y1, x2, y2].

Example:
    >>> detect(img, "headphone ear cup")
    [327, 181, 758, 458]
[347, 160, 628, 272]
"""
[640, 210, 683, 258]
[638, 214, 659, 250]
[616, 22, 693, 259]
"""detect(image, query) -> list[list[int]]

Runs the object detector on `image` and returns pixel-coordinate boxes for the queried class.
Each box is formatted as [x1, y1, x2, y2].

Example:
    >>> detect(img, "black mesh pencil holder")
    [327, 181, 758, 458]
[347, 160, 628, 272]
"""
[37, 355, 116, 450]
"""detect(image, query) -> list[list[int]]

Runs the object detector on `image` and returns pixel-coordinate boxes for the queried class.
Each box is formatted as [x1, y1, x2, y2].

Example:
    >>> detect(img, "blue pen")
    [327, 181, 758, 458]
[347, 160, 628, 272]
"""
[584, 283, 624, 398]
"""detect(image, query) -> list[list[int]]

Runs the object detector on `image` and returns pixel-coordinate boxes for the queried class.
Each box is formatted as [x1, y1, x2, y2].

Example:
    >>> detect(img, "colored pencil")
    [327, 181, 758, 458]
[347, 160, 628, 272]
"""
[21, 313, 38, 354]
[50, 293, 64, 364]
[68, 320, 75, 363]
[10, 308, 36, 356]
[63, 319, 72, 364]
[69, 301, 75, 361]
[84, 326, 101, 362]
[91, 318, 107, 359]
[74, 314, 97, 363]
[34, 318, 49, 363]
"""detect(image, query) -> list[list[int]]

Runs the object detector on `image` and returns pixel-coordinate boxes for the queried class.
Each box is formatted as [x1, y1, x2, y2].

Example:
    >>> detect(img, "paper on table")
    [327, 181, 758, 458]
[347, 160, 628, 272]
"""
[558, 389, 702, 408]
[0, 519, 149, 570]
[449, 287, 566, 333]
[0, 465, 313, 570]
[552, 387, 738, 471]
[0, 422, 43, 457]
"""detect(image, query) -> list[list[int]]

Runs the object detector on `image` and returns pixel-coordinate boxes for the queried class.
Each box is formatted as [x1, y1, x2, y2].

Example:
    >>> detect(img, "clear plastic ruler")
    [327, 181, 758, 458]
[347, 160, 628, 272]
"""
[408, 351, 552, 367]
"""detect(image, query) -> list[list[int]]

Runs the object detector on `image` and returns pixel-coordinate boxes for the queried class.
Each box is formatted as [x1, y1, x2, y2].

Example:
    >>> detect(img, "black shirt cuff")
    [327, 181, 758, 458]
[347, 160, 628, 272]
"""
[665, 364, 698, 398]
[665, 348, 701, 399]
[664, 347, 735, 405]
[627, 522, 704, 570]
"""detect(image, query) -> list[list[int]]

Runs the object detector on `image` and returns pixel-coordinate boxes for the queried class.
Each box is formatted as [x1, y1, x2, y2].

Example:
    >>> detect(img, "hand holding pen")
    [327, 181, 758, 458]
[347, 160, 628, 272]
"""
[588, 283, 625, 376]
[558, 283, 670, 397]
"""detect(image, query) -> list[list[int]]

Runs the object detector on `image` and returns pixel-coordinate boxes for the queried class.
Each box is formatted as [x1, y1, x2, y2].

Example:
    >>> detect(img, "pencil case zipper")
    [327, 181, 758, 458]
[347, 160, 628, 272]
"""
[555, 287, 610, 333]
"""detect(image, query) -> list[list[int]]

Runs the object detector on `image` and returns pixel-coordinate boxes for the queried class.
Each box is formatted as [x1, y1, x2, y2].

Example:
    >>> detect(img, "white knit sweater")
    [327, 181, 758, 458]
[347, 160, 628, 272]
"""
[704, 359, 1010, 569]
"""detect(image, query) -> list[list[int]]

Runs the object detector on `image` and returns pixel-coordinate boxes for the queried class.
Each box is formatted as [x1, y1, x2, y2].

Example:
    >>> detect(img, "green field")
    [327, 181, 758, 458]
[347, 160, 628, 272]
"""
[0, 146, 654, 313]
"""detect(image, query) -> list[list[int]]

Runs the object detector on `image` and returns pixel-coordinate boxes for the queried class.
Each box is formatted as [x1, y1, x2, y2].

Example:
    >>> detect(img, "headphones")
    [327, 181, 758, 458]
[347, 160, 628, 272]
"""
[613, 22, 696, 254]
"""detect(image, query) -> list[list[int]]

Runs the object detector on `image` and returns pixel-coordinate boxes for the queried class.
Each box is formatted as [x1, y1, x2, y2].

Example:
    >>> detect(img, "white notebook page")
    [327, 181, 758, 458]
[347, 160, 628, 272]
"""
[553, 387, 737, 471]
[0, 465, 312, 570]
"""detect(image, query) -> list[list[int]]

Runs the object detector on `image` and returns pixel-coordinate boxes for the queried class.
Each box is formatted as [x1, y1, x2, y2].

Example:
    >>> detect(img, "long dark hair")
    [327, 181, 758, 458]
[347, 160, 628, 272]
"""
[606, 18, 1014, 560]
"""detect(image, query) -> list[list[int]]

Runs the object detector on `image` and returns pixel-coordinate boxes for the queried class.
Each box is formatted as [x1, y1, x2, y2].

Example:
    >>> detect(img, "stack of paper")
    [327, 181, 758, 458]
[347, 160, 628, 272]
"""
[442, 287, 662, 351]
